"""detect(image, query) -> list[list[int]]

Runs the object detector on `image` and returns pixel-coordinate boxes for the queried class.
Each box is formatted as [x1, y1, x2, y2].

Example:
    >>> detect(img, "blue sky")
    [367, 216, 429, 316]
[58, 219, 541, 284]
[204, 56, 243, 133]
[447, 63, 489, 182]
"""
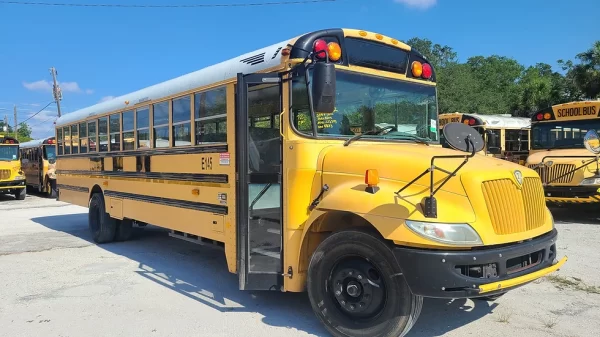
[0, 0, 598, 138]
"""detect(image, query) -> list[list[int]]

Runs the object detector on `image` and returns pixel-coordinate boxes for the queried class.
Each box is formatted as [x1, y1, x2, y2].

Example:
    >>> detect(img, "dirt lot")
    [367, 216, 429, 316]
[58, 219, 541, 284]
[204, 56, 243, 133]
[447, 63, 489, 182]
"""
[0, 194, 599, 337]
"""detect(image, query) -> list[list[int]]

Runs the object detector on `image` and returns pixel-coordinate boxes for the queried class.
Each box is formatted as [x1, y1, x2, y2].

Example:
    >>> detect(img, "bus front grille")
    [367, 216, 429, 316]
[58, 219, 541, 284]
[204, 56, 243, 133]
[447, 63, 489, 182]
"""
[527, 164, 577, 184]
[481, 177, 546, 235]
[0, 169, 10, 180]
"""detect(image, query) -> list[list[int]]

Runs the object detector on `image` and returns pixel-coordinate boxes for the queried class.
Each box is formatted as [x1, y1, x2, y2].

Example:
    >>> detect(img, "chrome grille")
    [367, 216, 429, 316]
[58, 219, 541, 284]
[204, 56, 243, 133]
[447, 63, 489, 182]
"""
[0, 169, 10, 180]
[482, 177, 546, 235]
[527, 164, 576, 184]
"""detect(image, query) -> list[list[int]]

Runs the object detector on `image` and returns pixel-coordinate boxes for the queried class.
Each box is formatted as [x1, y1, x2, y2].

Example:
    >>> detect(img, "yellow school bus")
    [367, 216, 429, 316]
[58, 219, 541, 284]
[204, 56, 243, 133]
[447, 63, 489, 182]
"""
[0, 135, 26, 200]
[527, 100, 600, 204]
[439, 112, 531, 164]
[54, 28, 566, 337]
[19, 136, 58, 197]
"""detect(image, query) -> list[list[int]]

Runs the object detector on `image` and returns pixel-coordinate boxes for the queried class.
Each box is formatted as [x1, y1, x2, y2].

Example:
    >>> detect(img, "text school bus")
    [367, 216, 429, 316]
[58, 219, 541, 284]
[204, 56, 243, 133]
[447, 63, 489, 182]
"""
[0, 135, 26, 200]
[19, 137, 58, 197]
[527, 100, 600, 204]
[54, 28, 566, 337]
[439, 112, 531, 164]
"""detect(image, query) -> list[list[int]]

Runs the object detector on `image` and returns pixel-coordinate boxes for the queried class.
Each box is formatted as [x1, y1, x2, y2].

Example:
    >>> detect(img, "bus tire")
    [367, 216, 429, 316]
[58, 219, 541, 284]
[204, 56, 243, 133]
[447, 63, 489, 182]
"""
[88, 193, 117, 244]
[115, 219, 133, 242]
[307, 229, 423, 337]
[15, 188, 26, 200]
[47, 179, 57, 198]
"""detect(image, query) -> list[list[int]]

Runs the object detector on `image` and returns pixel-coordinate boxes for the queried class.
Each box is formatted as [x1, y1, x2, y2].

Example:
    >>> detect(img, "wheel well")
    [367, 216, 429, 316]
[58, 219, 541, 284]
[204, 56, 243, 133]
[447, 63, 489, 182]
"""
[298, 211, 381, 277]
[89, 184, 103, 200]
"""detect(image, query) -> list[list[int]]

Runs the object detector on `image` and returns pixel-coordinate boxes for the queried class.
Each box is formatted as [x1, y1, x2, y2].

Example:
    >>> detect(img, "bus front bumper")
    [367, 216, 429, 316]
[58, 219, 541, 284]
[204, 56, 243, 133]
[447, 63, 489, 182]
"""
[393, 229, 567, 299]
[543, 185, 600, 203]
[0, 180, 26, 190]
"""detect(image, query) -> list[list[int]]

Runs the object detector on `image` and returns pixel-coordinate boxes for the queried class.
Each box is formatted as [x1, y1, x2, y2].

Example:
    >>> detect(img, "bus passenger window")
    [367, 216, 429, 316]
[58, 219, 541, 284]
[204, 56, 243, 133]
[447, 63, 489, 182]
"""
[98, 118, 108, 152]
[109, 113, 121, 151]
[71, 124, 79, 154]
[136, 107, 150, 148]
[122, 110, 134, 151]
[153, 101, 169, 148]
[88, 121, 97, 152]
[172, 96, 191, 147]
[195, 87, 227, 144]
[63, 126, 71, 154]
[79, 122, 88, 153]
[57, 128, 63, 155]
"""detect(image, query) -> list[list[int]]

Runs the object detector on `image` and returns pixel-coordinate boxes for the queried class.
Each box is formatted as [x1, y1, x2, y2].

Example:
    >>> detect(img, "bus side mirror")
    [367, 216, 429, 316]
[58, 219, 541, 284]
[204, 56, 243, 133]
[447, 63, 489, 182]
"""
[311, 62, 336, 114]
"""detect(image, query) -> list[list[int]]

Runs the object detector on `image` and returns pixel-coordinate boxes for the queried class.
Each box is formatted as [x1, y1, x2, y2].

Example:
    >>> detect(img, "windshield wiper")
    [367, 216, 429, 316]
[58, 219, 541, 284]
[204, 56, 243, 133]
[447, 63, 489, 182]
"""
[388, 133, 430, 146]
[343, 126, 395, 146]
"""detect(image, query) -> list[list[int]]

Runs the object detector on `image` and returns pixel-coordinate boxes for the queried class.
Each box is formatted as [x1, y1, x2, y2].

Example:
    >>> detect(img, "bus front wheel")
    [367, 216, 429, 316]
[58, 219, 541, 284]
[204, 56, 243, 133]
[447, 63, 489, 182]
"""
[307, 229, 422, 337]
[15, 188, 26, 200]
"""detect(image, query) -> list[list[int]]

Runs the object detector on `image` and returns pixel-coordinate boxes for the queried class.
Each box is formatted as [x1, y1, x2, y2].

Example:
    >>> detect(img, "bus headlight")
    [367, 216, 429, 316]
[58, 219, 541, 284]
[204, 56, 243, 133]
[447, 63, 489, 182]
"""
[14, 175, 25, 180]
[405, 220, 483, 246]
[580, 177, 600, 186]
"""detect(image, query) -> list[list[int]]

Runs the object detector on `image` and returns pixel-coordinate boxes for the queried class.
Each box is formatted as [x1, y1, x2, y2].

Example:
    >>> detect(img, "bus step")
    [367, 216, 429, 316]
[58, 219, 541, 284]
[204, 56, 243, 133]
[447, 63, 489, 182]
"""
[168, 230, 224, 250]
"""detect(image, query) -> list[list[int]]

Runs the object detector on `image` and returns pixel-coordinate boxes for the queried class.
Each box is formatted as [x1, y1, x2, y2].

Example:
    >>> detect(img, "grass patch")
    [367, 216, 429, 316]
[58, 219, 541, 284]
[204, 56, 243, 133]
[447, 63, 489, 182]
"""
[546, 275, 600, 294]
[541, 317, 558, 329]
[496, 312, 512, 323]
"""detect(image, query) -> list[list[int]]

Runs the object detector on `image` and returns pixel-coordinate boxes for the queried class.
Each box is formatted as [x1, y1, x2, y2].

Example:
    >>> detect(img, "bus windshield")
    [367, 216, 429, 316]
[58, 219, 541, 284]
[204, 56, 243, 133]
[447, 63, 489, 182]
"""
[0, 145, 19, 161]
[44, 145, 57, 160]
[292, 69, 439, 142]
[532, 120, 600, 150]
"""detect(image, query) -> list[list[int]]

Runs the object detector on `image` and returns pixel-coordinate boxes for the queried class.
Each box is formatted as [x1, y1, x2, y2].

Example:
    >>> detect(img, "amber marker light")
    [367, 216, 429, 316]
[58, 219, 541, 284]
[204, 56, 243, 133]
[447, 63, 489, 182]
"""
[365, 169, 380, 194]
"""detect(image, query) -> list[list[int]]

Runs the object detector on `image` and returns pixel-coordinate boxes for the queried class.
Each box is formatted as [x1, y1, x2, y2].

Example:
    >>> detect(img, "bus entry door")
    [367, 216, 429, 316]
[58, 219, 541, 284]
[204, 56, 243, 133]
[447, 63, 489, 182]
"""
[235, 72, 284, 291]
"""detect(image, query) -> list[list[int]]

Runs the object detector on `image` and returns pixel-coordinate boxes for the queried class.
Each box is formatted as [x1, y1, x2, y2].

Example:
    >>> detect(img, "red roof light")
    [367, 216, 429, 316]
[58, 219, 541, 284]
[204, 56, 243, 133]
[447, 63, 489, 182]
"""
[536, 113, 543, 121]
[422, 63, 432, 79]
[313, 39, 327, 59]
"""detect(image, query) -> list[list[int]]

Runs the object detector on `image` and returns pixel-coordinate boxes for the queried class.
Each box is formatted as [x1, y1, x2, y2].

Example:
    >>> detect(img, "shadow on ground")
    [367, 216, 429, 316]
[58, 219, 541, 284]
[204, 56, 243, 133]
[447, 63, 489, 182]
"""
[549, 205, 600, 225]
[32, 213, 498, 337]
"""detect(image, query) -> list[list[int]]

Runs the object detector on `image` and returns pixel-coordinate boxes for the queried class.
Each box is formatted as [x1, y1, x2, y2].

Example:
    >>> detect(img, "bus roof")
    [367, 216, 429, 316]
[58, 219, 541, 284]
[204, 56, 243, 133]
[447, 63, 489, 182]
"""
[531, 100, 600, 122]
[55, 28, 435, 128]
[55, 36, 298, 128]
[20, 137, 56, 149]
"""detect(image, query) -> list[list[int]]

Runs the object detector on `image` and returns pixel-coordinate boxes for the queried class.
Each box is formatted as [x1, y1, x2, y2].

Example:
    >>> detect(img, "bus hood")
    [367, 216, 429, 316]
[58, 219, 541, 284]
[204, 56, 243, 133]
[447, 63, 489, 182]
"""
[526, 149, 596, 165]
[320, 143, 534, 197]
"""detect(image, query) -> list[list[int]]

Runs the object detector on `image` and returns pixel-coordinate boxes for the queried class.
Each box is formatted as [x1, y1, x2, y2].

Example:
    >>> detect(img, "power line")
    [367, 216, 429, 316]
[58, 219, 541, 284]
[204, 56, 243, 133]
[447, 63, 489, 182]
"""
[0, 0, 336, 8]
[20, 101, 55, 125]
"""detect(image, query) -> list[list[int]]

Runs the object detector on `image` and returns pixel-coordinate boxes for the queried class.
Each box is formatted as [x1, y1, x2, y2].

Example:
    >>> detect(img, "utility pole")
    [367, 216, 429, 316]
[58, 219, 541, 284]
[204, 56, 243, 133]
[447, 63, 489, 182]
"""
[3, 115, 7, 133]
[13, 105, 17, 138]
[50, 67, 62, 117]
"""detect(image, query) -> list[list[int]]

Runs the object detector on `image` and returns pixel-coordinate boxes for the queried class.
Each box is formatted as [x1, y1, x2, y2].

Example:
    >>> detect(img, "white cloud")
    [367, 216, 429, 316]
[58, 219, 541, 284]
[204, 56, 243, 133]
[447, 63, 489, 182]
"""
[394, 0, 437, 9]
[99, 95, 115, 103]
[22, 80, 93, 94]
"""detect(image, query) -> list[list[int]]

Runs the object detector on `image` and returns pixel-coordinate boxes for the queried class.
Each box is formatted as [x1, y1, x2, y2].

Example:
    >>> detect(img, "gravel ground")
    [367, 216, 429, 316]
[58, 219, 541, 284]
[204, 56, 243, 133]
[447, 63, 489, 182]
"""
[0, 194, 599, 337]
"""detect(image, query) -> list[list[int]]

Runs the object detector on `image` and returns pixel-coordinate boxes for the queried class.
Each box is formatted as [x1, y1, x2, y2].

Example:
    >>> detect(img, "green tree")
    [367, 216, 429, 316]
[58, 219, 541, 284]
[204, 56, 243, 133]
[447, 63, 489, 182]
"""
[559, 40, 600, 99]
[17, 122, 32, 142]
[405, 37, 458, 68]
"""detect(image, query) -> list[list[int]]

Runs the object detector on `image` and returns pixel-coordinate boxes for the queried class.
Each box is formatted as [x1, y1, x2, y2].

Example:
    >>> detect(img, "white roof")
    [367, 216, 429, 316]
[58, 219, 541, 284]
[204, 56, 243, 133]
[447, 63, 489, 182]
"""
[20, 137, 53, 149]
[55, 37, 296, 127]
[474, 114, 531, 129]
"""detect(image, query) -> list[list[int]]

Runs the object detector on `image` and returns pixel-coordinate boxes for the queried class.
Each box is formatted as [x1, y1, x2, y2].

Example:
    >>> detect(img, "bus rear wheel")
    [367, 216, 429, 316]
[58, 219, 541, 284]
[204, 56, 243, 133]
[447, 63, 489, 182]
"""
[88, 193, 117, 243]
[307, 229, 422, 337]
